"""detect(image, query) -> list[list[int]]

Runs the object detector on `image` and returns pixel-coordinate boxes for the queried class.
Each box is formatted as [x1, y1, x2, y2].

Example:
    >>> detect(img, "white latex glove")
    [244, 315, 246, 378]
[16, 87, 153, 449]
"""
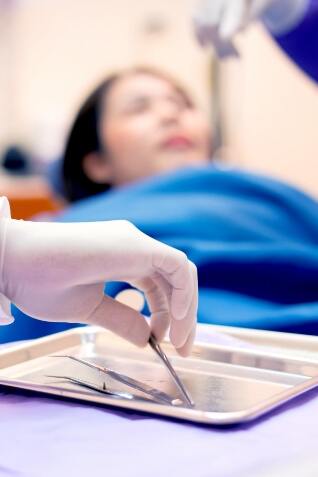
[194, 0, 307, 57]
[0, 217, 198, 356]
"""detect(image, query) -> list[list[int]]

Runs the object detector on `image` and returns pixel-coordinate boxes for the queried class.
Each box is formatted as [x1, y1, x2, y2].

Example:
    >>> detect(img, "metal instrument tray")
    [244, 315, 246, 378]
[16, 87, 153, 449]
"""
[0, 325, 317, 425]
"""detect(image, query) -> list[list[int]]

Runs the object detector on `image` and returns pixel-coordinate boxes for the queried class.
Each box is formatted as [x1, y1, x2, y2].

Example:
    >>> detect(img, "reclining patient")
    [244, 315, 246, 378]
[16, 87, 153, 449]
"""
[9, 67, 318, 342]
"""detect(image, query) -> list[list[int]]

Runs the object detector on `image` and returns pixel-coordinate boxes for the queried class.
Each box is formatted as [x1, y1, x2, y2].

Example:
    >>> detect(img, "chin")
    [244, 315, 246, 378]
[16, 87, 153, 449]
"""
[156, 155, 207, 173]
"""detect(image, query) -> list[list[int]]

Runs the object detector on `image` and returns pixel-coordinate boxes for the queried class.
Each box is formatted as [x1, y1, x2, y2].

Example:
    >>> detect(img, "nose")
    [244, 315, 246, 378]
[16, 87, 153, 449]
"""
[155, 100, 181, 125]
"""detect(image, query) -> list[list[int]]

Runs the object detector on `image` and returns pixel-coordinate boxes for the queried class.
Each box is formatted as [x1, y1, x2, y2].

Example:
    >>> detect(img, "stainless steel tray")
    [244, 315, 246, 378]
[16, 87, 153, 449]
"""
[0, 325, 317, 425]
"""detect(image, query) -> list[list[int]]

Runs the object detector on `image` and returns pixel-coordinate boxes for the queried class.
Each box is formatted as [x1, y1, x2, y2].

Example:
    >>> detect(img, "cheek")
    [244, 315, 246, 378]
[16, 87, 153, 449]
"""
[104, 118, 153, 159]
[184, 114, 211, 148]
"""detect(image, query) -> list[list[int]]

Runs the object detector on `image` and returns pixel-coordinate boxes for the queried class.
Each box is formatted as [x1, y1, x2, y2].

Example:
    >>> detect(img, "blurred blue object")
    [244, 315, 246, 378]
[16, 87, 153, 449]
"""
[45, 158, 65, 198]
[273, 0, 318, 83]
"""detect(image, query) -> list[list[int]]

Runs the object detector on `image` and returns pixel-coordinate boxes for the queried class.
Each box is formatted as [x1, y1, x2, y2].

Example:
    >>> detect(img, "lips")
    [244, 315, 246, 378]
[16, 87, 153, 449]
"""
[162, 135, 194, 149]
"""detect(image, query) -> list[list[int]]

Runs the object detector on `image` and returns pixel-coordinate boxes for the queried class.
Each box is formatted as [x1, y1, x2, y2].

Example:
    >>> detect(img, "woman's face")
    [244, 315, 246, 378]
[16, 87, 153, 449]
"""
[96, 72, 212, 186]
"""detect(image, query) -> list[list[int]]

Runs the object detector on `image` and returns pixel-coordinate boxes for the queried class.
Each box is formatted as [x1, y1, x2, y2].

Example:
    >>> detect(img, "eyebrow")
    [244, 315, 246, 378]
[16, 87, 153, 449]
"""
[120, 91, 191, 109]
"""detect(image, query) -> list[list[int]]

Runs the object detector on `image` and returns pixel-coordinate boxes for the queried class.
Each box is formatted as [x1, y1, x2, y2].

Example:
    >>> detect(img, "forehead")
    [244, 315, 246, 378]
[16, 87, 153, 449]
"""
[106, 73, 187, 107]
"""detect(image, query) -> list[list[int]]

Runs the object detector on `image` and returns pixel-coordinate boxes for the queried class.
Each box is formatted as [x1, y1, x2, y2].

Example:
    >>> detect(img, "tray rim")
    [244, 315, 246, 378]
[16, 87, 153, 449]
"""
[0, 325, 317, 425]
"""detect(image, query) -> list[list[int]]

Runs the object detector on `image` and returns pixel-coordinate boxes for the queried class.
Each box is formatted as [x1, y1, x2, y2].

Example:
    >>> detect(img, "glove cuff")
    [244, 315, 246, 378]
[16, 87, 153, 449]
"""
[0, 197, 14, 325]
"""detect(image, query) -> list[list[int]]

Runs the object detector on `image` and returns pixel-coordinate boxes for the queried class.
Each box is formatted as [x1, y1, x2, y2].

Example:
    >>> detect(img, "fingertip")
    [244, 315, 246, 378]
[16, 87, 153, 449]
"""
[176, 328, 196, 357]
[169, 331, 187, 350]
[170, 273, 194, 322]
[176, 346, 191, 358]
[150, 314, 169, 343]
[128, 314, 151, 347]
[169, 320, 192, 350]
[169, 265, 197, 351]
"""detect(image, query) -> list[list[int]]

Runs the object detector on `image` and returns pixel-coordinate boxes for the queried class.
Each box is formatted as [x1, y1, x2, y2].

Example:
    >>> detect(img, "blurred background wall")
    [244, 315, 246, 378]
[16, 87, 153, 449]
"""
[221, 24, 318, 195]
[0, 0, 211, 162]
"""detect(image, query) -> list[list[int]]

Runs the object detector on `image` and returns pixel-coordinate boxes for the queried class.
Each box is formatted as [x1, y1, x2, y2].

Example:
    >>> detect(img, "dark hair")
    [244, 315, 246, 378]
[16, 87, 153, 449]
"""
[62, 67, 195, 202]
[62, 74, 119, 202]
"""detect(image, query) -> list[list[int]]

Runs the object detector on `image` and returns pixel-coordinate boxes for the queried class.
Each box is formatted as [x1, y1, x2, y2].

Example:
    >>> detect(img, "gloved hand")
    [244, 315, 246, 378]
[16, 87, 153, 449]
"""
[194, 0, 306, 57]
[0, 217, 198, 356]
